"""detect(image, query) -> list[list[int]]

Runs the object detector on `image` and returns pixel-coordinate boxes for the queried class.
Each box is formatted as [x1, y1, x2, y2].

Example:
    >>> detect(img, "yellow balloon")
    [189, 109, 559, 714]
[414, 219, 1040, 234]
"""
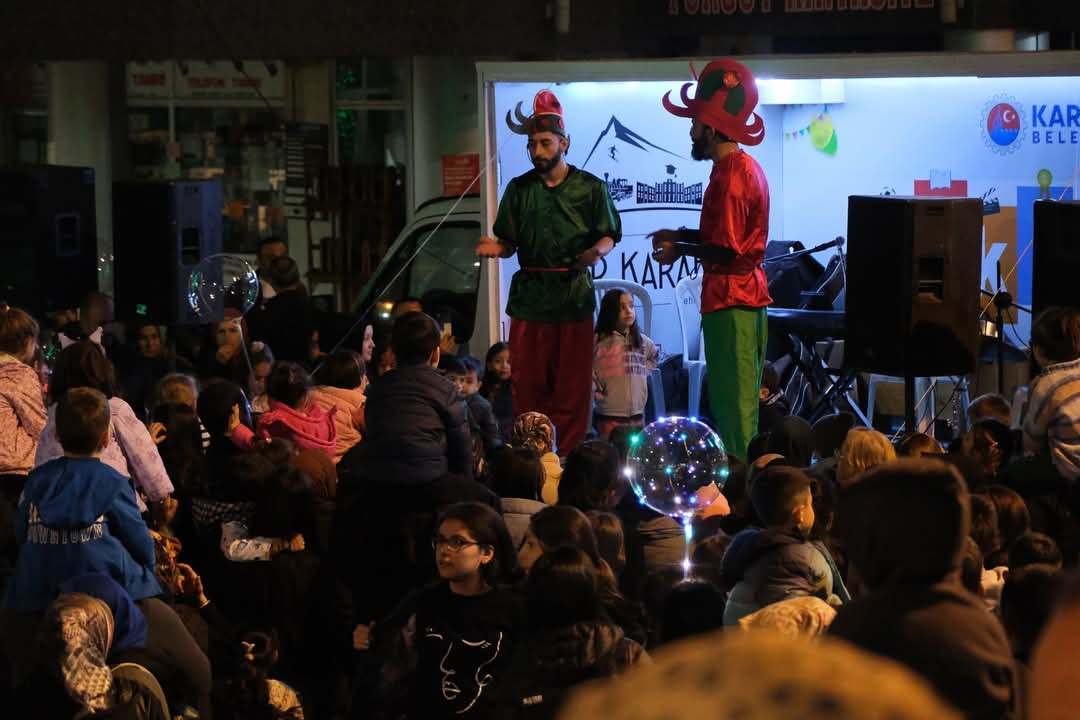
[809, 113, 835, 153]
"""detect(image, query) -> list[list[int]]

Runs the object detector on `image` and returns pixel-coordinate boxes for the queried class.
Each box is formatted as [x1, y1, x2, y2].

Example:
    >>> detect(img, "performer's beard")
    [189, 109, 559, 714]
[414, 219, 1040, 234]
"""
[691, 135, 709, 161]
[532, 148, 563, 173]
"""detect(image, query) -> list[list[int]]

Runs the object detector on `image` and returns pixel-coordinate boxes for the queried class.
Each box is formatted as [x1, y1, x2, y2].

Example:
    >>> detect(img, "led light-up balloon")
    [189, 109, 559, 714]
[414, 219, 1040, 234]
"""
[625, 416, 729, 579]
[187, 254, 260, 322]
[626, 416, 729, 518]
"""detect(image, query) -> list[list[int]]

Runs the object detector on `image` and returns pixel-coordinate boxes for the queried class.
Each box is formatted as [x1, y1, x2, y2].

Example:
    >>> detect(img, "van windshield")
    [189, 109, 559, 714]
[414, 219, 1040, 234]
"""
[409, 224, 479, 299]
[374, 221, 480, 341]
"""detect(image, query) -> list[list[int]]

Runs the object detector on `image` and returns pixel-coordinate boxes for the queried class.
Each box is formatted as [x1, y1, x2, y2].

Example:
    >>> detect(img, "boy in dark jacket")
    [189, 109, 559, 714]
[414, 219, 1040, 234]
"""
[364, 312, 475, 489]
[721, 466, 835, 625]
[445, 356, 502, 455]
[339, 314, 496, 622]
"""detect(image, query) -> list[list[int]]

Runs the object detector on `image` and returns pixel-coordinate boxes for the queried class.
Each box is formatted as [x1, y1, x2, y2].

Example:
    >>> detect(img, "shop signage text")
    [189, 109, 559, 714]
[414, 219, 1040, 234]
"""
[666, 0, 934, 16]
[126, 61, 284, 102]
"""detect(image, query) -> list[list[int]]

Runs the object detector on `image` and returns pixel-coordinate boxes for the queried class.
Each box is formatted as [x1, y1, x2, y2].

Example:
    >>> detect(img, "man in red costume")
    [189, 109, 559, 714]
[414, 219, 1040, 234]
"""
[476, 90, 621, 455]
[650, 60, 771, 458]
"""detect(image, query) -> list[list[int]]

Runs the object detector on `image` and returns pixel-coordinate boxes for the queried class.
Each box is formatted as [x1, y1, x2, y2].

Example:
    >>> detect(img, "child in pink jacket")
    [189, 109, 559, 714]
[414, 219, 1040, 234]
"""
[0, 305, 46, 503]
[231, 362, 337, 457]
[309, 350, 367, 463]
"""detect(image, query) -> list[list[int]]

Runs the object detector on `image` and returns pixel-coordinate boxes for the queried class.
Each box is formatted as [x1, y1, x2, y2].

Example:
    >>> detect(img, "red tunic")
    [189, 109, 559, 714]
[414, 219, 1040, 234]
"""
[699, 150, 772, 313]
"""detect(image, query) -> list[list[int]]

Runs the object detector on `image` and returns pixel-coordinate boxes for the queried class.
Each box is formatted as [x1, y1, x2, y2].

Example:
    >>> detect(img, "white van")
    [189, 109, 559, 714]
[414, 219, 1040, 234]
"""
[350, 195, 487, 354]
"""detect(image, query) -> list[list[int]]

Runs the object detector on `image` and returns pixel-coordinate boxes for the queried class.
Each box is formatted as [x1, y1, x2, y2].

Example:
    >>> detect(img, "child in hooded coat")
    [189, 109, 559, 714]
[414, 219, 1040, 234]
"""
[231, 362, 337, 458]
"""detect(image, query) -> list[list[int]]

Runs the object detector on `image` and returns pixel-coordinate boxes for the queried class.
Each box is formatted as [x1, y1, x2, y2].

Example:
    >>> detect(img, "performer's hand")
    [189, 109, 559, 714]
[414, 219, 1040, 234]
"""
[648, 230, 681, 265]
[476, 237, 505, 258]
[571, 247, 602, 271]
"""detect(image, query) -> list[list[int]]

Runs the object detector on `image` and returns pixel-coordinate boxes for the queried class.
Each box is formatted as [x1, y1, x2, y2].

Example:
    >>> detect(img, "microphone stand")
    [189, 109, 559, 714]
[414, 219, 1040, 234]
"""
[979, 260, 1031, 396]
[762, 237, 844, 265]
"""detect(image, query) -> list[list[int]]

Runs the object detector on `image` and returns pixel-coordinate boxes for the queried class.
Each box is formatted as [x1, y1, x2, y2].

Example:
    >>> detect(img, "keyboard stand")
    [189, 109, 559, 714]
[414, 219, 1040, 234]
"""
[812, 366, 872, 427]
[780, 332, 871, 427]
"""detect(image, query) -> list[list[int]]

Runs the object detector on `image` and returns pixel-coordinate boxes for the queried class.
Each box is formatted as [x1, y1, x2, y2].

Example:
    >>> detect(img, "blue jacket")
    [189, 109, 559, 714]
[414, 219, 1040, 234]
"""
[364, 365, 474, 486]
[720, 527, 833, 626]
[466, 392, 502, 453]
[4, 457, 161, 611]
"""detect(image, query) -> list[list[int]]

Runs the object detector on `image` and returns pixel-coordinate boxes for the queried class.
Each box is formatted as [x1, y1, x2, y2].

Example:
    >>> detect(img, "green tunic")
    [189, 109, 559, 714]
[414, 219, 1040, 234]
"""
[493, 166, 622, 323]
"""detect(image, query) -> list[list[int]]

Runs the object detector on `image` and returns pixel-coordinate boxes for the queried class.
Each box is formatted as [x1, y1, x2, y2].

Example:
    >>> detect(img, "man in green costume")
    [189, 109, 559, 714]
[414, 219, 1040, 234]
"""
[477, 89, 621, 454]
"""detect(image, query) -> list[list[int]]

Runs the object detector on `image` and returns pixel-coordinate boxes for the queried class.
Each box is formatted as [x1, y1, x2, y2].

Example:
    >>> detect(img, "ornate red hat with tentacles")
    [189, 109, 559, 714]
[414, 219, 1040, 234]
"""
[505, 90, 567, 137]
[663, 59, 765, 146]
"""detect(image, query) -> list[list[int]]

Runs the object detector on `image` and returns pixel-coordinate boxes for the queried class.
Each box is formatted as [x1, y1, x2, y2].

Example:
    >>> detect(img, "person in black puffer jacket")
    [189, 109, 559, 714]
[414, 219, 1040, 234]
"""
[336, 313, 498, 624]
[496, 546, 648, 720]
[354, 312, 475, 491]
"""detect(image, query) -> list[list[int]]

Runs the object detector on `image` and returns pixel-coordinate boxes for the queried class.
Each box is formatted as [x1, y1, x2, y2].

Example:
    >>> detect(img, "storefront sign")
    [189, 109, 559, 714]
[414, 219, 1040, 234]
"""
[665, 0, 935, 15]
[126, 61, 173, 100]
[174, 61, 285, 102]
[651, 0, 942, 33]
[125, 61, 285, 102]
[442, 154, 480, 197]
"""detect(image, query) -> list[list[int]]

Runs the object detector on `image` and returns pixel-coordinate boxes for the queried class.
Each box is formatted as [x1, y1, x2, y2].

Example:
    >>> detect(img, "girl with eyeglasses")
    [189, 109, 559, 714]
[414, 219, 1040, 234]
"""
[358, 502, 525, 719]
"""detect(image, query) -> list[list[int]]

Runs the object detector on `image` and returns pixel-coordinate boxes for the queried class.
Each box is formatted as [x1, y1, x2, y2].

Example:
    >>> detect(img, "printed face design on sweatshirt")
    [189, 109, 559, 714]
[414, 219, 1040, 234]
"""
[425, 628, 503, 714]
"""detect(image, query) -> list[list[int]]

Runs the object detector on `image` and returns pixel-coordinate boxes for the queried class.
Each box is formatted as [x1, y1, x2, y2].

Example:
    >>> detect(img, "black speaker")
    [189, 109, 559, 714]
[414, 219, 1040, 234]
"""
[0, 165, 98, 315]
[113, 180, 223, 324]
[845, 195, 982, 377]
[1032, 200, 1080, 318]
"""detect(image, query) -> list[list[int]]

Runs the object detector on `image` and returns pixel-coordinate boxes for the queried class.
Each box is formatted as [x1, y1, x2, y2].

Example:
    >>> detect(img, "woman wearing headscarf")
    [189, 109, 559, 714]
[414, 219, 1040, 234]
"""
[512, 412, 563, 505]
[13, 587, 163, 719]
[57, 573, 211, 719]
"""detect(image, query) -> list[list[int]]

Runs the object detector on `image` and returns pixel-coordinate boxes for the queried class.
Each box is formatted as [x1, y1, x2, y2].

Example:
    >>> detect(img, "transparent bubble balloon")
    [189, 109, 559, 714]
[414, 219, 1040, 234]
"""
[187, 254, 260, 323]
[626, 417, 729, 519]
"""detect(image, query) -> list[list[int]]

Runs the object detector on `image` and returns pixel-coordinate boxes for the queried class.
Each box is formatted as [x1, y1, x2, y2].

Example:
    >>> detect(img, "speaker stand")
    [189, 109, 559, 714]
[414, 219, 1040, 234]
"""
[979, 261, 1031, 397]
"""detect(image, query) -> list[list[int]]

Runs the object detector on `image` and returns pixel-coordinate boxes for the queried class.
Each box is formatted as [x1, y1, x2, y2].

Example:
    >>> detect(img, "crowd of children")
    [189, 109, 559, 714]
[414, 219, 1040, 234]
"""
[3, 281, 1080, 719]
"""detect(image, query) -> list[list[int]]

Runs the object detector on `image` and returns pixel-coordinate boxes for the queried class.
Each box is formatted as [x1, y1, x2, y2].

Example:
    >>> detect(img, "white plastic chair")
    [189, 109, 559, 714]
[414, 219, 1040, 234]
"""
[594, 278, 666, 418]
[674, 273, 707, 419]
